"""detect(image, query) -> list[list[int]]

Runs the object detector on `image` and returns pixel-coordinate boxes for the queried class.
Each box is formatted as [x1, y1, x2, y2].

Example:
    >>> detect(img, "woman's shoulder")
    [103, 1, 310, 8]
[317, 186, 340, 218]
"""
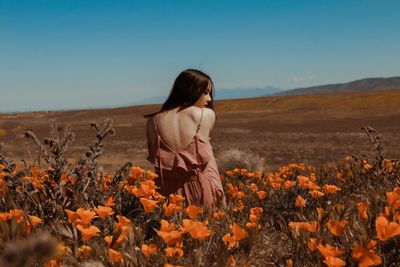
[184, 106, 215, 124]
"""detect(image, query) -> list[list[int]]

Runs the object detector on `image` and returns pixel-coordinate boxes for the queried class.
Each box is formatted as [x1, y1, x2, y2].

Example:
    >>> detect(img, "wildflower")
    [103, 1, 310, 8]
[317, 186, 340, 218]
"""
[104, 234, 125, 249]
[108, 248, 123, 265]
[78, 245, 93, 260]
[165, 246, 184, 258]
[76, 208, 97, 226]
[181, 219, 212, 240]
[141, 243, 158, 258]
[76, 225, 101, 241]
[250, 183, 258, 192]
[352, 244, 381, 267]
[256, 190, 267, 200]
[309, 190, 325, 199]
[94, 205, 114, 219]
[317, 243, 345, 258]
[227, 255, 236, 266]
[289, 222, 319, 233]
[163, 202, 181, 217]
[140, 198, 159, 213]
[323, 184, 341, 194]
[357, 200, 370, 220]
[323, 256, 346, 267]
[169, 194, 185, 206]
[286, 259, 293, 267]
[185, 205, 204, 220]
[146, 170, 158, 180]
[212, 210, 225, 220]
[307, 238, 317, 252]
[9, 209, 24, 223]
[326, 220, 349, 236]
[105, 196, 115, 207]
[284, 180, 296, 189]
[295, 195, 306, 207]
[222, 223, 249, 249]
[157, 220, 183, 246]
[386, 191, 400, 208]
[375, 216, 400, 241]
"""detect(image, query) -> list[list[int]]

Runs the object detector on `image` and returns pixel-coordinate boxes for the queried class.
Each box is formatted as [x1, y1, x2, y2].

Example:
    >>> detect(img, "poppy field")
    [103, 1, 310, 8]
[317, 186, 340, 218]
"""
[0, 119, 399, 267]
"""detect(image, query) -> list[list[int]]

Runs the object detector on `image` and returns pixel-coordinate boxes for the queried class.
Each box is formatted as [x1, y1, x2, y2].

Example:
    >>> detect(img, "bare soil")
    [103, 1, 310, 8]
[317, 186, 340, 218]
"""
[1, 89, 400, 173]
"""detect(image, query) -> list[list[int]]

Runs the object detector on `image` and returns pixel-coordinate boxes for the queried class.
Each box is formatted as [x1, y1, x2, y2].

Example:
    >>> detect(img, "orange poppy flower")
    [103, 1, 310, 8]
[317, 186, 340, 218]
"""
[141, 243, 158, 258]
[116, 215, 132, 230]
[78, 245, 93, 260]
[9, 209, 24, 223]
[352, 244, 381, 267]
[222, 233, 238, 248]
[256, 191, 267, 200]
[386, 191, 400, 208]
[157, 220, 183, 246]
[227, 255, 236, 266]
[286, 259, 293, 267]
[131, 166, 145, 179]
[105, 196, 115, 207]
[326, 220, 349, 236]
[76, 208, 97, 226]
[76, 225, 101, 241]
[245, 222, 260, 229]
[289, 222, 319, 233]
[367, 239, 377, 250]
[146, 170, 158, 180]
[139, 198, 159, 213]
[295, 195, 307, 207]
[323, 256, 346, 267]
[180, 219, 212, 240]
[164, 264, 184, 267]
[231, 223, 249, 240]
[250, 183, 258, 192]
[357, 200, 370, 220]
[108, 248, 123, 265]
[169, 194, 185, 206]
[375, 215, 400, 241]
[104, 234, 125, 249]
[140, 180, 159, 195]
[0, 212, 9, 221]
[222, 223, 249, 249]
[131, 187, 148, 198]
[27, 215, 42, 226]
[317, 243, 345, 258]
[185, 205, 204, 220]
[284, 180, 296, 189]
[323, 184, 341, 194]
[94, 205, 114, 219]
[163, 202, 182, 217]
[309, 190, 325, 199]
[212, 210, 226, 220]
[164, 246, 184, 258]
[307, 238, 317, 252]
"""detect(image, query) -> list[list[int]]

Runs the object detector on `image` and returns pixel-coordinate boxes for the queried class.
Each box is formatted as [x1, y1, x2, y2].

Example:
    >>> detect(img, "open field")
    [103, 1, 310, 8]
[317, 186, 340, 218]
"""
[1, 89, 400, 172]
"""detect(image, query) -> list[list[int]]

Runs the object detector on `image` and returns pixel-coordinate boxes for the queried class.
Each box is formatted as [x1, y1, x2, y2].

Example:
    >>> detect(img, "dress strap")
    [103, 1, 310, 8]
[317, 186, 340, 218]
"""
[153, 115, 164, 187]
[196, 108, 204, 134]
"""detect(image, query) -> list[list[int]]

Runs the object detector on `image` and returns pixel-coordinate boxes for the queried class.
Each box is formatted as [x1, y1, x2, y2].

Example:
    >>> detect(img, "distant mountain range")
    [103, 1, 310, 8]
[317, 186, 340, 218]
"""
[132, 76, 400, 105]
[274, 76, 400, 96]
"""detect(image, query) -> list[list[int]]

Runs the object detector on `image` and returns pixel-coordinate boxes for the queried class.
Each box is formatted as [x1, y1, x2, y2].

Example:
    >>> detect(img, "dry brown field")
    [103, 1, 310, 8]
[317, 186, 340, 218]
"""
[1, 89, 400, 172]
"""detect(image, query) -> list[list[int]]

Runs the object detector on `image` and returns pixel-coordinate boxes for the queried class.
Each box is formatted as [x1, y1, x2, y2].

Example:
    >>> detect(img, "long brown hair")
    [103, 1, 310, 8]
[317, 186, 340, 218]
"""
[143, 69, 214, 118]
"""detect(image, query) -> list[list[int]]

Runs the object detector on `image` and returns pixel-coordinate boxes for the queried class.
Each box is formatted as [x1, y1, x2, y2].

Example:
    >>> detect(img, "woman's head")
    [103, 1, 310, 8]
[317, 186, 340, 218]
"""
[144, 69, 214, 118]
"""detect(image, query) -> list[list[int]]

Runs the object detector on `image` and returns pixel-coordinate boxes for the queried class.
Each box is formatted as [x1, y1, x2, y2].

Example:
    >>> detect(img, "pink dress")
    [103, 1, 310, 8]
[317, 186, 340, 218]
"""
[146, 109, 226, 210]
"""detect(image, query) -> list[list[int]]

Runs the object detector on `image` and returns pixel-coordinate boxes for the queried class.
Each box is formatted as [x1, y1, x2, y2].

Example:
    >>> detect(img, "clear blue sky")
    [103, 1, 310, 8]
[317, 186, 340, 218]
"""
[1, 0, 399, 112]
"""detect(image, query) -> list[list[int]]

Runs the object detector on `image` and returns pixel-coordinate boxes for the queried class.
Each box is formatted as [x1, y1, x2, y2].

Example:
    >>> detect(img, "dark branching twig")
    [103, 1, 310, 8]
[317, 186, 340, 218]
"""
[0, 143, 16, 173]
[361, 126, 384, 174]
[24, 120, 75, 182]
[74, 119, 115, 180]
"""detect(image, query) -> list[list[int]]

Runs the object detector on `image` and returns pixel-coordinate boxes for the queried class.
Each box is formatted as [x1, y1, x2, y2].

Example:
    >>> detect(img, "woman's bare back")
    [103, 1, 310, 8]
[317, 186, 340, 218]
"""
[146, 106, 215, 153]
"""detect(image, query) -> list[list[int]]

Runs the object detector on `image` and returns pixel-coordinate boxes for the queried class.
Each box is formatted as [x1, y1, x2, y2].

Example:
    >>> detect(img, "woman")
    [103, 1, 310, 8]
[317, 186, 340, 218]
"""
[144, 69, 226, 210]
